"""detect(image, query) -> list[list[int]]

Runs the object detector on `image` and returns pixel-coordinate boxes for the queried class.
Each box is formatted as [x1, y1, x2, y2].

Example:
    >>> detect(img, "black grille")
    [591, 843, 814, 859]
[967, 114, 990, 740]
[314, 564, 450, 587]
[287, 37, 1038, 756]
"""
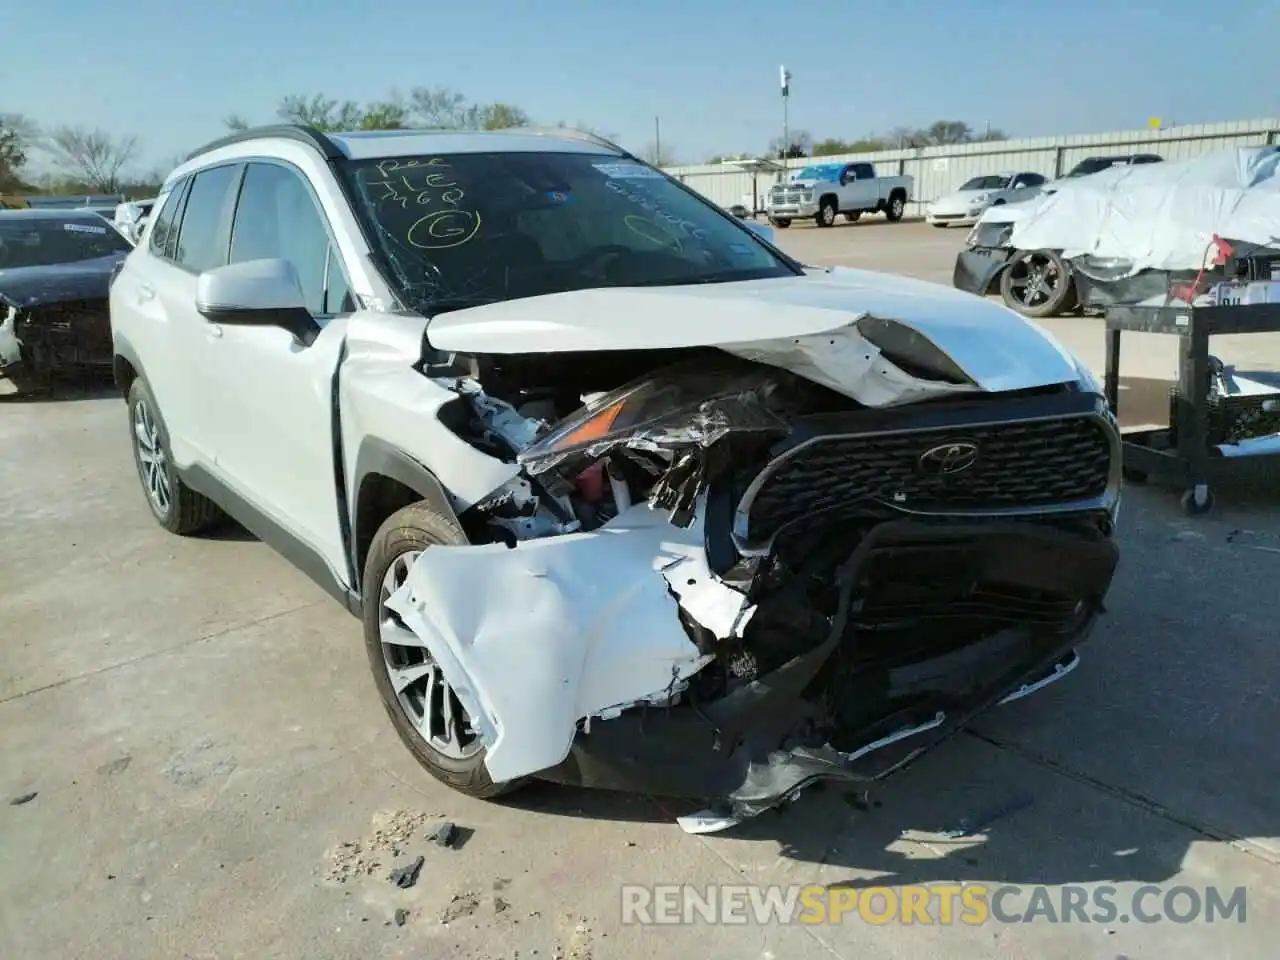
[742, 415, 1112, 541]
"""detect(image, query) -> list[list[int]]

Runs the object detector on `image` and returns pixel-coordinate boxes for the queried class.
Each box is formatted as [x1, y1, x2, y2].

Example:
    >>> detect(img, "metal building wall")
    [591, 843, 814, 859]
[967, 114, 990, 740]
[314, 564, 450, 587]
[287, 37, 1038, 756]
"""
[666, 118, 1280, 215]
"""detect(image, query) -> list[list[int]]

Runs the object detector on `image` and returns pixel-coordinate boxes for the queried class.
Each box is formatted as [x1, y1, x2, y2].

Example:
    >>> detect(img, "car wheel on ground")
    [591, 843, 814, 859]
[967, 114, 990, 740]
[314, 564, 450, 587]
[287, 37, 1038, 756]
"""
[843, 211, 861, 223]
[126, 377, 224, 534]
[815, 198, 837, 228]
[999, 248, 1078, 318]
[885, 193, 906, 222]
[769, 217, 791, 228]
[362, 501, 522, 800]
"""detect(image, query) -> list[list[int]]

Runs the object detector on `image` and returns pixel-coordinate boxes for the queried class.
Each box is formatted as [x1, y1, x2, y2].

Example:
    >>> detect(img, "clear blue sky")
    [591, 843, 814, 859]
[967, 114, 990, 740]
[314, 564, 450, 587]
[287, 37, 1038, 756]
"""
[4, 0, 1277, 173]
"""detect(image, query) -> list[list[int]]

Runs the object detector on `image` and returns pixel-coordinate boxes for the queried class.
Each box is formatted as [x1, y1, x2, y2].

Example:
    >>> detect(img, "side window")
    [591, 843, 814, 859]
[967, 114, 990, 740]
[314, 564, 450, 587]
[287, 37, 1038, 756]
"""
[174, 164, 242, 272]
[229, 162, 351, 316]
[1014, 173, 1045, 188]
[853, 163, 875, 180]
[148, 179, 187, 259]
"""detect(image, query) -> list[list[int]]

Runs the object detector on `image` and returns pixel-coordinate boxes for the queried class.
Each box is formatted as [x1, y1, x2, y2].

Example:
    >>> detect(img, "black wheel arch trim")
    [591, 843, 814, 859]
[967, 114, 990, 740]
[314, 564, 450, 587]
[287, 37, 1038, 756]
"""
[350, 436, 461, 593]
[112, 332, 148, 396]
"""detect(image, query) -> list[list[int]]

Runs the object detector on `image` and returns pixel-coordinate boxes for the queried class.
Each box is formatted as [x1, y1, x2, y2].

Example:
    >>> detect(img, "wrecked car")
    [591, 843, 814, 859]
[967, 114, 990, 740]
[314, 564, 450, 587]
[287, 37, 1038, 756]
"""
[111, 125, 1121, 832]
[0, 208, 133, 393]
[954, 147, 1279, 319]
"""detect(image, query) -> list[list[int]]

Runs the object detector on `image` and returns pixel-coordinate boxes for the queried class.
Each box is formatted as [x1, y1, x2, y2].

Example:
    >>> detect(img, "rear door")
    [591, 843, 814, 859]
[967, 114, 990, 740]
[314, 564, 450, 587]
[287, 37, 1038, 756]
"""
[160, 162, 244, 464]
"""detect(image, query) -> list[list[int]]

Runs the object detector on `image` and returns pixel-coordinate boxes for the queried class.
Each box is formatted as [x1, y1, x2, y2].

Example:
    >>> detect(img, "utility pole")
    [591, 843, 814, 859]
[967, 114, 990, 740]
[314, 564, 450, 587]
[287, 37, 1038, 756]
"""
[780, 65, 791, 178]
[655, 116, 661, 166]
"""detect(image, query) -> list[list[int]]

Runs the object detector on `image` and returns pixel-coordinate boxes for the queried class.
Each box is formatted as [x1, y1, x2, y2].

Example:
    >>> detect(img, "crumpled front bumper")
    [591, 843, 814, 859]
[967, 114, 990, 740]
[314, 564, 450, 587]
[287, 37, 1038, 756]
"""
[389, 502, 1118, 821]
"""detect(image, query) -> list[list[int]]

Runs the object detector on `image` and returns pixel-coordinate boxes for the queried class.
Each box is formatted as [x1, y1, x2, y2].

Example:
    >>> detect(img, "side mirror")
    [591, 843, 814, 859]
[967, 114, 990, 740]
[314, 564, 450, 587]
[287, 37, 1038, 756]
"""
[196, 258, 318, 344]
[743, 221, 775, 244]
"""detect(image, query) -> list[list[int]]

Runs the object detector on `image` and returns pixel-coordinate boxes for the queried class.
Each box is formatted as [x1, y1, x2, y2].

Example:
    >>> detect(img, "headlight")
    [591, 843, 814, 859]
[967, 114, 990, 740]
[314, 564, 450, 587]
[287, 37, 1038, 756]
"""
[517, 364, 790, 475]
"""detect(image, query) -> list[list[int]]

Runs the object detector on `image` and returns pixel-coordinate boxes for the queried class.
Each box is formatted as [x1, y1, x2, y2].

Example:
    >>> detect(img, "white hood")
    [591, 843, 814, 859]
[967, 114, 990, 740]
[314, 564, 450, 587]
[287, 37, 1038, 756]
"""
[425, 268, 1082, 401]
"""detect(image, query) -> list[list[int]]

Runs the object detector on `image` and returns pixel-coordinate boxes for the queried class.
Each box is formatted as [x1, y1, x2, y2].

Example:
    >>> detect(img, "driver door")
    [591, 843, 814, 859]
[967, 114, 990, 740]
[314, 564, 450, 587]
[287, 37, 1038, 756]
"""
[198, 160, 356, 581]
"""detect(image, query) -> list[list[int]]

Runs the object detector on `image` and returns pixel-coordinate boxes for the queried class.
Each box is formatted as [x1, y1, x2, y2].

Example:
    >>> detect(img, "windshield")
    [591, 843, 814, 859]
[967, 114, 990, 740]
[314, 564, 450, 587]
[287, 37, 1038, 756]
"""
[0, 215, 131, 269]
[342, 151, 797, 311]
[793, 164, 842, 182]
[959, 175, 1010, 191]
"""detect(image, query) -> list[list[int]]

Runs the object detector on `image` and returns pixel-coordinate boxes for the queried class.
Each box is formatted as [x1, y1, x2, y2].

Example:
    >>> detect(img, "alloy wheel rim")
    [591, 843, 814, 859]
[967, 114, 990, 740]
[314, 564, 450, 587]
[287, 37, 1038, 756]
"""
[1009, 253, 1060, 307]
[132, 399, 171, 515]
[378, 549, 482, 761]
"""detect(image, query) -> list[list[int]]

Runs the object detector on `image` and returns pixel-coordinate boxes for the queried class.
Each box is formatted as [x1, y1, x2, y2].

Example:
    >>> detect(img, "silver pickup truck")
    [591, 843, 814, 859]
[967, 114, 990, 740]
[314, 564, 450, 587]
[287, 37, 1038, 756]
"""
[767, 160, 914, 228]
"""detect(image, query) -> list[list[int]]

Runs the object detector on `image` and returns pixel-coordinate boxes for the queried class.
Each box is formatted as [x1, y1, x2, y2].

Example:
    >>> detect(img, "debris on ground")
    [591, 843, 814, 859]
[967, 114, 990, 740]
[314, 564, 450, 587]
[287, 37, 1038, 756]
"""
[387, 855, 425, 889]
[394, 908, 408, 927]
[936, 792, 1035, 839]
[324, 810, 439, 884]
[97, 756, 132, 777]
[432, 821, 458, 848]
[10, 792, 37, 806]
[441, 891, 481, 925]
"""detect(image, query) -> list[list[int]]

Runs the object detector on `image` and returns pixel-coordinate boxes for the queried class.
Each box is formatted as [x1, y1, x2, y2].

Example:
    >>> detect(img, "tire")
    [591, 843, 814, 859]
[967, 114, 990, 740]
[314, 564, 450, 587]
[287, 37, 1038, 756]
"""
[769, 217, 791, 228]
[127, 377, 223, 535]
[1180, 485, 1214, 517]
[815, 197, 837, 228]
[999, 249, 1078, 318]
[843, 211, 861, 223]
[885, 192, 906, 222]
[362, 501, 521, 800]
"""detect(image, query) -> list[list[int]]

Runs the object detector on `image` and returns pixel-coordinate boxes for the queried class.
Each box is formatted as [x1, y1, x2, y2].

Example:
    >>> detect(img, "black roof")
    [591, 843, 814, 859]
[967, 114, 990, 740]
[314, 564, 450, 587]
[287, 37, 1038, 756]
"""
[185, 125, 342, 163]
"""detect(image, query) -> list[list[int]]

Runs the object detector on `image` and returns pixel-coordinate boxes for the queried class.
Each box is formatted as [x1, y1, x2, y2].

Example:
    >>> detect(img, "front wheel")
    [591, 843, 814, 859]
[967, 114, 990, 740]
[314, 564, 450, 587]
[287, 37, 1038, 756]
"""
[362, 502, 521, 800]
[815, 198, 837, 228]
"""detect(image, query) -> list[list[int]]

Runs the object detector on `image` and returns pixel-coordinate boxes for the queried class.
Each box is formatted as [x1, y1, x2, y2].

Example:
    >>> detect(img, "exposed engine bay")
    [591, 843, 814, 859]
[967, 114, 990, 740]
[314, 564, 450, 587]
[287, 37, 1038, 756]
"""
[387, 315, 1122, 832]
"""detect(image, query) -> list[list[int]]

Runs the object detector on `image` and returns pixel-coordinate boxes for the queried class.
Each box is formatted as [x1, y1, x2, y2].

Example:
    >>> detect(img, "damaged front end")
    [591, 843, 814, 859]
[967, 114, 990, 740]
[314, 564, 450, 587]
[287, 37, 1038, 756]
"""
[387, 333, 1120, 831]
[0, 293, 115, 394]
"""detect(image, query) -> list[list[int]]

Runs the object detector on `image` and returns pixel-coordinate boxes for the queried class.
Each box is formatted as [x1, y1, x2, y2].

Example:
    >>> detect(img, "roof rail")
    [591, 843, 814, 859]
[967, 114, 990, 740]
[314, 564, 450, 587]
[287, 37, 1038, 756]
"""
[507, 126, 638, 161]
[185, 124, 343, 163]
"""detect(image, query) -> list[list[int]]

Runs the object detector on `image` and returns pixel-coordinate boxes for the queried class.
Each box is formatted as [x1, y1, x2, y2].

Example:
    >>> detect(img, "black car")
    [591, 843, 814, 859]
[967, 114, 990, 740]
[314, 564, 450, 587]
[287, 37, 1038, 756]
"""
[0, 209, 133, 393]
[1063, 153, 1163, 178]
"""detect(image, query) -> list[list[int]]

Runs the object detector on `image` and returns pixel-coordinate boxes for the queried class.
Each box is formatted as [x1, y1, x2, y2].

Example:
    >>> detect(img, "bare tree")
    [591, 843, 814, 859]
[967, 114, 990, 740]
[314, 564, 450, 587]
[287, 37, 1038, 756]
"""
[476, 103, 530, 130]
[223, 114, 251, 132]
[640, 141, 679, 166]
[410, 86, 469, 128]
[42, 125, 139, 192]
[767, 130, 812, 159]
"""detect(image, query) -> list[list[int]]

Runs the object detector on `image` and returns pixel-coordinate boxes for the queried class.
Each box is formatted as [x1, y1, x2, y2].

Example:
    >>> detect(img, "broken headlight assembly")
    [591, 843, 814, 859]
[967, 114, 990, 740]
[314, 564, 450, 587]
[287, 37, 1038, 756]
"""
[516, 363, 793, 476]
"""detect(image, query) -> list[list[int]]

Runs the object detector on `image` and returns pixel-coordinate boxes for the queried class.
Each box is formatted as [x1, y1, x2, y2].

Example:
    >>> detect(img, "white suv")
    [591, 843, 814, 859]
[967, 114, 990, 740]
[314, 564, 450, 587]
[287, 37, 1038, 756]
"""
[110, 125, 1119, 831]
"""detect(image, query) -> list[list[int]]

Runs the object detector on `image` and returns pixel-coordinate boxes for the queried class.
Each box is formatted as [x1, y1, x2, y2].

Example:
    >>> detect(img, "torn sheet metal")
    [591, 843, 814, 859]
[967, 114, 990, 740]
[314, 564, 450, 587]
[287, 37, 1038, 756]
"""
[384, 500, 751, 784]
[721, 325, 977, 408]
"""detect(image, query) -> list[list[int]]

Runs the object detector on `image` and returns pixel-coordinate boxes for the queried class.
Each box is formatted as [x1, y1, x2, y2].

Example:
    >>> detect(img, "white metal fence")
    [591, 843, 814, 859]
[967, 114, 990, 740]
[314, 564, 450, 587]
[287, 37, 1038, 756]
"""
[662, 118, 1280, 215]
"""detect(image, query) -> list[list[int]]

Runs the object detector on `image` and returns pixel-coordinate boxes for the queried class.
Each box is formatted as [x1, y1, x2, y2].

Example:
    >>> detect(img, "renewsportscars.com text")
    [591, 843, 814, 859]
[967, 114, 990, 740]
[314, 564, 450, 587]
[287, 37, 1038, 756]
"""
[620, 883, 1247, 926]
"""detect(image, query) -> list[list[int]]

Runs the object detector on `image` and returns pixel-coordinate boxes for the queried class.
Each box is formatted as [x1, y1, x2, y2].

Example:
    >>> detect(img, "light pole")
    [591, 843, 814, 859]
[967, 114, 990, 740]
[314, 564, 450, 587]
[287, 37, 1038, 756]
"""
[780, 65, 791, 178]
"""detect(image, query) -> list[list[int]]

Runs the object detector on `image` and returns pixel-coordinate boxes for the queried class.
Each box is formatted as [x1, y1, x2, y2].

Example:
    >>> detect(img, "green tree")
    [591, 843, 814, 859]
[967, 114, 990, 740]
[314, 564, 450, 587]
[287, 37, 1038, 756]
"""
[0, 114, 31, 191]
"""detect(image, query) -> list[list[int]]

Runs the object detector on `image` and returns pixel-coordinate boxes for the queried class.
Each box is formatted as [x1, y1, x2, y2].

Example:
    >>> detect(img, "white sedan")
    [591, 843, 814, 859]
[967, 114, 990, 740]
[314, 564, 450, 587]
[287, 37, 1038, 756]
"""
[926, 172, 1048, 227]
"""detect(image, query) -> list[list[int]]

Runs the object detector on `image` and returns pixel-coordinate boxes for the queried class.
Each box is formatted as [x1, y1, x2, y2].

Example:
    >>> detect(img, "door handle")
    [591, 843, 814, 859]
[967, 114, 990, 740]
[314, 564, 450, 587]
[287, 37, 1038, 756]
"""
[137, 283, 155, 303]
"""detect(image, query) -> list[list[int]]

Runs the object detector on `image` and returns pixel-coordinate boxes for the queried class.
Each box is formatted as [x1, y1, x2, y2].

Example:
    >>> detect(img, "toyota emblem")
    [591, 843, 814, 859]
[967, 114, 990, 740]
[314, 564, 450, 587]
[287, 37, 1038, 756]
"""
[916, 441, 980, 476]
